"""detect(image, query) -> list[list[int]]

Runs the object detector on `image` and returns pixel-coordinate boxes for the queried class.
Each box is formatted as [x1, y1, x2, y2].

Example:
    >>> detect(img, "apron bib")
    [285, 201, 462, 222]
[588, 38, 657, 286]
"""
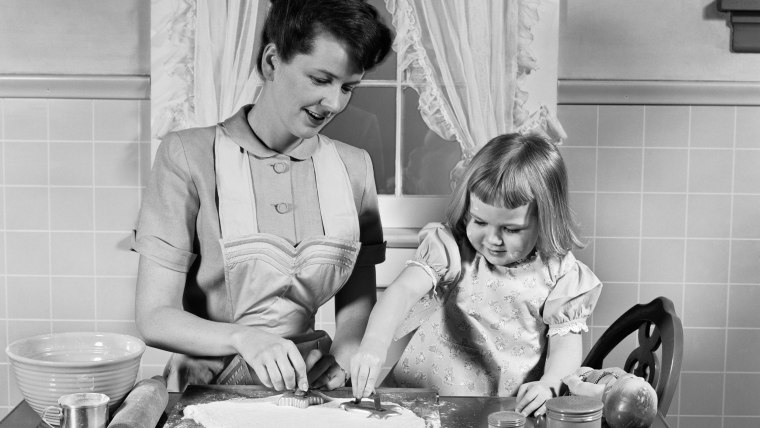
[165, 125, 361, 391]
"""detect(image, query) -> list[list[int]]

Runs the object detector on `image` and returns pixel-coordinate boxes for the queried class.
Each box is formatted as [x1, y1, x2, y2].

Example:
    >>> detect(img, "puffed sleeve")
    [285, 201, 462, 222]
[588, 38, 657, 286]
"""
[132, 132, 198, 272]
[393, 223, 462, 339]
[355, 150, 386, 266]
[542, 251, 602, 337]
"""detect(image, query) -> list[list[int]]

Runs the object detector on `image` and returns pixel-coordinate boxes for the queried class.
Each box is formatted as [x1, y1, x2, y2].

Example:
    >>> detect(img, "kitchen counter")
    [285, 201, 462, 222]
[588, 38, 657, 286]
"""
[1, 393, 671, 428]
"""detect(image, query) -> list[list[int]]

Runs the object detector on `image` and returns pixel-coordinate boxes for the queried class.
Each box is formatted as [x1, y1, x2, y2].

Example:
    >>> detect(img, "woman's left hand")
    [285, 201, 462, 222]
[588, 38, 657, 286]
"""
[305, 349, 349, 390]
[516, 380, 555, 417]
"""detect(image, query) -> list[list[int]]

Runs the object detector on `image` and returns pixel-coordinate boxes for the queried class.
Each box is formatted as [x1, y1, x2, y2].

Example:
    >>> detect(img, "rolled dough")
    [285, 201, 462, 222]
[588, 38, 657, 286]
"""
[182, 395, 427, 428]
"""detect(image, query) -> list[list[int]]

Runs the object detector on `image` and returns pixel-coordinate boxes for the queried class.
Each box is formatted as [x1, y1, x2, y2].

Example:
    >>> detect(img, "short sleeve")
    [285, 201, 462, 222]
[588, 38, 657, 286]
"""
[542, 252, 603, 337]
[355, 150, 386, 266]
[132, 132, 199, 272]
[408, 223, 462, 293]
[393, 223, 462, 339]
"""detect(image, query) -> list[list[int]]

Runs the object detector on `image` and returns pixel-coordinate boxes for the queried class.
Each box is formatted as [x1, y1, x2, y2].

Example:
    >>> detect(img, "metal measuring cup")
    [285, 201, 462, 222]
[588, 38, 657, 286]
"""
[42, 392, 110, 428]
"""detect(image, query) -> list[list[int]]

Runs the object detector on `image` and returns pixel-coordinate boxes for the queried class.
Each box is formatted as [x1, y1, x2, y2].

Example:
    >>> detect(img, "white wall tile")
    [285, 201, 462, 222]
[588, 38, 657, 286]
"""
[49, 99, 93, 141]
[93, 100, 139, 141]
[94, 188, 139, 231]
[4, 141, 47, 185]
[50, 142, 93, 185]
[7, 277, 49, 319]
[5, 187, 48, 230]
[3, 99, 47, 141]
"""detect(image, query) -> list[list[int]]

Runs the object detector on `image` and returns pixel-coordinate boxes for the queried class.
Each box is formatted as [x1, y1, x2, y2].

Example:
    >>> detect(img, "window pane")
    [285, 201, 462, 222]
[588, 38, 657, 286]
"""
[322, 86, 397, 194]
[401, 87, 461, 196]
[363, 0, 397, 81]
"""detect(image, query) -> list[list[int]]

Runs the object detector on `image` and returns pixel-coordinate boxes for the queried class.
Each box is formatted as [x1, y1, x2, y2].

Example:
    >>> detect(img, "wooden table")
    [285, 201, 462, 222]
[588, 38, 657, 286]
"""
[1, 393, 671, 428]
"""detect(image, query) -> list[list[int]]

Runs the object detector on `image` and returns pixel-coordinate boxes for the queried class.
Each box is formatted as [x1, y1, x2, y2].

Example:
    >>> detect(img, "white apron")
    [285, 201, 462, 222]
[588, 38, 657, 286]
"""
[164, 126, 361, 391]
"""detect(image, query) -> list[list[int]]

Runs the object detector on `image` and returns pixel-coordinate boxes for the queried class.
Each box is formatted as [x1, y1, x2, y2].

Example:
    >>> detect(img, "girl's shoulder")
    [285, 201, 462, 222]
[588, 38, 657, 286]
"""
[418, 222, 458, 246]
[540, 251, 596, 287]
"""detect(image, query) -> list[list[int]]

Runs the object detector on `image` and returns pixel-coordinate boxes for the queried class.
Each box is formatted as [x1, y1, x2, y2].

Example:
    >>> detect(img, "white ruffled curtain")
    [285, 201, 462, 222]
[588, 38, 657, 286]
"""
[384, 0, 565, 183]
[151, 0, 264, 154]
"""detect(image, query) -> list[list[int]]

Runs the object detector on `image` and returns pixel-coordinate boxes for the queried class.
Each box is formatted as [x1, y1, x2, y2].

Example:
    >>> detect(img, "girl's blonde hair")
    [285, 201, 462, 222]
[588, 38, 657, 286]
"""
[445, 133, 584, 258]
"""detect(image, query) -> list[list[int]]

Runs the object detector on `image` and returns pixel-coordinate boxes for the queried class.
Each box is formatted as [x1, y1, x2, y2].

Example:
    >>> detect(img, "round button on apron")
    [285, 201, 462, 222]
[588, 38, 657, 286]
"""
[275, 202, 291, 214]
[272, 162, 288, 173]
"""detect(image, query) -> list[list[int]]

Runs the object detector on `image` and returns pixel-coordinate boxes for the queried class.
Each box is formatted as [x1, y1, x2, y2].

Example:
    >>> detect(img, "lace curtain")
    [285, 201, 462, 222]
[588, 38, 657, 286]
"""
[151, 0, 265, 154]
[384, 0, 565, 183]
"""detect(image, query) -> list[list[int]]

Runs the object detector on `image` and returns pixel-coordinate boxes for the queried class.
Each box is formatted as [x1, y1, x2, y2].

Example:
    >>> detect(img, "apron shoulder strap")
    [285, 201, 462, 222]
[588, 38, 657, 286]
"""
[312, 136, 360, 241]
[215, 125, 258, 238]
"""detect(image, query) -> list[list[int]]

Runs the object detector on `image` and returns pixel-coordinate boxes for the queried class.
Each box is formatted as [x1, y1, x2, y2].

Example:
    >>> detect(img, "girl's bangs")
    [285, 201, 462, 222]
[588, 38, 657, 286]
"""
[471, 170, 533, 209]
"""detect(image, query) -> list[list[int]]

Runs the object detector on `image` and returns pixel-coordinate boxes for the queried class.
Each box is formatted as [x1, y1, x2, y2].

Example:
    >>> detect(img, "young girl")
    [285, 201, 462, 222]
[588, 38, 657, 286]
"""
[350, 133, 602, 417]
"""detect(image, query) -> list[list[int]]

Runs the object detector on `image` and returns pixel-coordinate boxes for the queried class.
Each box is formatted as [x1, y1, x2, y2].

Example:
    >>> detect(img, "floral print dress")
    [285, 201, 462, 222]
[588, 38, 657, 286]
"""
[390, 223, 602, 396]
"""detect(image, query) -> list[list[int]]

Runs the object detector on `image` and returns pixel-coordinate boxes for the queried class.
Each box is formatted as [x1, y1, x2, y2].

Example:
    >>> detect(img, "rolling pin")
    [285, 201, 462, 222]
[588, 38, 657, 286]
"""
[107, 375, 169, 428]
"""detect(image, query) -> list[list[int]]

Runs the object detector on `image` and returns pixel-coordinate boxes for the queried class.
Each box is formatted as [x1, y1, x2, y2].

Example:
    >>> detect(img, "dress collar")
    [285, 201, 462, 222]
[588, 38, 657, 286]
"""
[220, 104, 319, 160]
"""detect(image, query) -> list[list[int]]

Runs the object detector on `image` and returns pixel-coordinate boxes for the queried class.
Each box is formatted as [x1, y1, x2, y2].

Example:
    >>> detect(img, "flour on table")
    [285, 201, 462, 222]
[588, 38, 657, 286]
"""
[182, 395, 427, 428]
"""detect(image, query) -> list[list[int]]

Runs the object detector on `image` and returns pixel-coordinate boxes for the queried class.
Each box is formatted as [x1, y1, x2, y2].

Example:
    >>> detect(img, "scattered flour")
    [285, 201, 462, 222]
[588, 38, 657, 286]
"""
[183, 395, 427, 428]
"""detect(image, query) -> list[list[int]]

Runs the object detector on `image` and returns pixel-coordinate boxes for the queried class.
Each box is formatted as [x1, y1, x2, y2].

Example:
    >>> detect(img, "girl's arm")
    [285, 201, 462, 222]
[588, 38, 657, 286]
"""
[516, 332, 583, 416]
[350, 265, 435, 398]
[135, 256, 311, 391]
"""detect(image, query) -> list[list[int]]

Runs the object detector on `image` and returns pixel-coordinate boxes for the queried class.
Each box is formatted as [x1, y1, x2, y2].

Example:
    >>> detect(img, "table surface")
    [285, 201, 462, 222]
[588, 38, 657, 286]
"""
[1, 393, 671, 428]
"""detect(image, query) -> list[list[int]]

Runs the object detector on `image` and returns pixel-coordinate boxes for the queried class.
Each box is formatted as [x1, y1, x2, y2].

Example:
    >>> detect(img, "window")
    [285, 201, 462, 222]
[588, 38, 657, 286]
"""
[320, 1, 455, 229]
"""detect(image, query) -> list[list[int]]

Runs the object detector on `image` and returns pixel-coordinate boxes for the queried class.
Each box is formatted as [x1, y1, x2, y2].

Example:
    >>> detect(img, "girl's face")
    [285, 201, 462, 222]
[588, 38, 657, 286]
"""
[465, 195, 539, 267]
[268, 32, 363, 142]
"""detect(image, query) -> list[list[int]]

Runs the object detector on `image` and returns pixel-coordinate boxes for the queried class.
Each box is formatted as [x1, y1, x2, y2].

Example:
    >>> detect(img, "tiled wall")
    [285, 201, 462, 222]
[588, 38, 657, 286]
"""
[0, 98, 157, 418]
[557, 104, 760, 428]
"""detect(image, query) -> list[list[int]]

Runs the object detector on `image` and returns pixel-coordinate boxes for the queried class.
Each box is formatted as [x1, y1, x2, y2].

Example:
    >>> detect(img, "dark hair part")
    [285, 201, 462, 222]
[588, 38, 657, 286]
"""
[256, 0, 393, 74]
[445, 133, 585, 258]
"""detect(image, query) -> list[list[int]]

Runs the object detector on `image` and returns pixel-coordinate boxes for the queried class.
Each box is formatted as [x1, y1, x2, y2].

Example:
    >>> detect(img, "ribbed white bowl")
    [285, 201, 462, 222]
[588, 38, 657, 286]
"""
[6, 332, 145, 427]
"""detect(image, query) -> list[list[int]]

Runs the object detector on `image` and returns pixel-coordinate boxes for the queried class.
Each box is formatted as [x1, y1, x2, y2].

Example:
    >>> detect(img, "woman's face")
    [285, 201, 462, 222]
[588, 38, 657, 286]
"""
[465, 194, 539, 267]
[268, 32, 363, 141]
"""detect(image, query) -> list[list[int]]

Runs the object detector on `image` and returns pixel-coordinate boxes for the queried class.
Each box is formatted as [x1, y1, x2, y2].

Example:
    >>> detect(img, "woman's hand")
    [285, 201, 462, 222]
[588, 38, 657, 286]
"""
[516, 380, 556, 417]
[234, 329, 309, 392]
[349, 343, 386, 399]
[307, 350, 350, 390]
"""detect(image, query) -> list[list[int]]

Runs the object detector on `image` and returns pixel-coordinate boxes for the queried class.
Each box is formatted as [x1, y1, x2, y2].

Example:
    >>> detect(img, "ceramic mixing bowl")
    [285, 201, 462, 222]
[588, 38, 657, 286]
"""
[6, 331, 146, 426]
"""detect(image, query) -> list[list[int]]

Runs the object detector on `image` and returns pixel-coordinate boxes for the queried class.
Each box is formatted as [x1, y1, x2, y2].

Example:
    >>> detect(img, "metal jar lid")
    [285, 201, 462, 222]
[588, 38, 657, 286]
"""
[546, 396, 603, 422]
[488, 410, 526, 427]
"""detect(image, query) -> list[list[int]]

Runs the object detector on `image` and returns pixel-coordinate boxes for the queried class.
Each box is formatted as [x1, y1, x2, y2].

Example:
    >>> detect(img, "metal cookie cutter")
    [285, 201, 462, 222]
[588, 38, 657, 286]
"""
[339, 394, 402, 419]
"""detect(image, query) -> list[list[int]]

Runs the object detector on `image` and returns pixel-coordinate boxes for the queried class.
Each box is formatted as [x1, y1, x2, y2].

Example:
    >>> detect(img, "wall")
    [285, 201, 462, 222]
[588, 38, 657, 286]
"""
[0, 0, 149, 75]
[558, 1, 760, 427]
[0, 0, 151, 419]
[559, 0, 760, 82]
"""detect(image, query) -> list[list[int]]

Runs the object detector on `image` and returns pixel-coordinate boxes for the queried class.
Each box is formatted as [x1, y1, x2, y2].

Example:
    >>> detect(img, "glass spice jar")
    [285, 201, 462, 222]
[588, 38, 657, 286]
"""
[545, 396, 603, 428]
[488, 410, 526, 428]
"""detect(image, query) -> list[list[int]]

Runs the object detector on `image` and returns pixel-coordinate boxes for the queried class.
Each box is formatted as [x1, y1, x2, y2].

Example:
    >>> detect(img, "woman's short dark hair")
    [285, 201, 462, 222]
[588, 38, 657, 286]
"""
[256, 0, 393, 74]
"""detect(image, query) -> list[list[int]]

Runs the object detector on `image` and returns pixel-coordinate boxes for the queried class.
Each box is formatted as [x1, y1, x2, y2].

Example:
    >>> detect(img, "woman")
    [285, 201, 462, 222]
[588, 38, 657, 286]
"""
[134, 0, 392, 392]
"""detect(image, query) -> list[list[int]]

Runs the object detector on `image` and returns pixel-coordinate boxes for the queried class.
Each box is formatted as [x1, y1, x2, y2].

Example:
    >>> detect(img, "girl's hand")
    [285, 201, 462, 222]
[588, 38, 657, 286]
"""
[516, 380, 556, 417]
[234, 329, 309, 392]
[349, 344, 386, 399]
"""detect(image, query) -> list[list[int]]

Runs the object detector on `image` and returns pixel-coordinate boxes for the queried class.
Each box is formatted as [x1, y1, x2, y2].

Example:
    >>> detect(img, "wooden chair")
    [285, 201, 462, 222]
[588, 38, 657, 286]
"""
[582, 296, 684, 415]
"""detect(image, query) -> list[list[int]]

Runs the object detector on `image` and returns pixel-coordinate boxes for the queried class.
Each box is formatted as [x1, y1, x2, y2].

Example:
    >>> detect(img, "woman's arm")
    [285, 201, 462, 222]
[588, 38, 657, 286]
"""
[349, 265, 434, 398]
[516, 332, 583, 416]
[315, 265, 377, 389]
[135, 256, 310, 391]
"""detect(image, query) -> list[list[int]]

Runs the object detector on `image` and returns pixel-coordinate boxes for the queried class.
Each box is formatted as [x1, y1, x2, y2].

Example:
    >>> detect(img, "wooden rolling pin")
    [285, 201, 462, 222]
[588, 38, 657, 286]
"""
[107, 375, 169, 428]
